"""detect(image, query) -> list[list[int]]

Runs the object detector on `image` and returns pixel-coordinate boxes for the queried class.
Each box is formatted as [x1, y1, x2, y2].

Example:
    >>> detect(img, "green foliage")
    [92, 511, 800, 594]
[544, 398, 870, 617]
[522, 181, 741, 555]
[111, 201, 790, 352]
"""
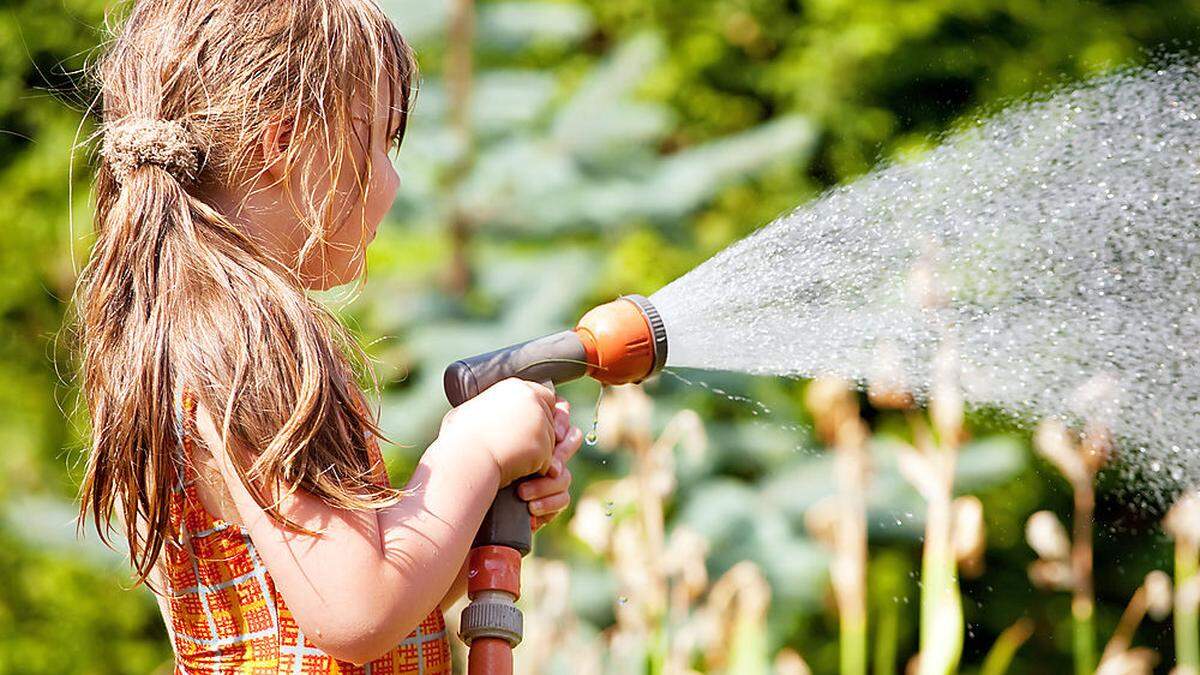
[2, 0, 1198, 672]
[0, 524, 170, 675]
[0, 3, 173, 672]
[0, 1, 100, 504]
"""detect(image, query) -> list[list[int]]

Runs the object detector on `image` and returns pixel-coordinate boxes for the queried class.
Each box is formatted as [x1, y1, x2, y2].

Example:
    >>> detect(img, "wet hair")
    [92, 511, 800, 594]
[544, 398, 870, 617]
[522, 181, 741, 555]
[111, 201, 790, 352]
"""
[75, 0, 417, 585]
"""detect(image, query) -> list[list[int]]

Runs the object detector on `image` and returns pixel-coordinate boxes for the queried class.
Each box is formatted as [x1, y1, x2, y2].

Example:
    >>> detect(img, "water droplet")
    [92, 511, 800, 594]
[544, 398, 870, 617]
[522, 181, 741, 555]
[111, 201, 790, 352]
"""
[585, 385, 604, 447]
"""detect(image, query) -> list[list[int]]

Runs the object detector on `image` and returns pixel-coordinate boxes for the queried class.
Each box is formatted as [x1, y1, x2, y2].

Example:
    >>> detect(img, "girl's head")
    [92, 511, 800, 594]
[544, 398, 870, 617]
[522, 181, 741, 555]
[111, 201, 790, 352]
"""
[77, 0, 417, 582]
[98, 0, 415, 289]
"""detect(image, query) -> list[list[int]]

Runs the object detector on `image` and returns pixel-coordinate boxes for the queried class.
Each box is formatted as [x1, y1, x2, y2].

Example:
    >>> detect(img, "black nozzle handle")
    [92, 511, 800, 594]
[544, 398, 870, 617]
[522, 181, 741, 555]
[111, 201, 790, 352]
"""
[444, 330, 589, 407]
[444, 330, 592, 553]
[472, 483, 532, 553]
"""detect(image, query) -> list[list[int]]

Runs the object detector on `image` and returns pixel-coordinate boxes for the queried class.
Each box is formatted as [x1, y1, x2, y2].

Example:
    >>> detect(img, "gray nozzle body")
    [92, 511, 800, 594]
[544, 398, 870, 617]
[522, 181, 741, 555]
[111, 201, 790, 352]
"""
[443, 330, 590, 407]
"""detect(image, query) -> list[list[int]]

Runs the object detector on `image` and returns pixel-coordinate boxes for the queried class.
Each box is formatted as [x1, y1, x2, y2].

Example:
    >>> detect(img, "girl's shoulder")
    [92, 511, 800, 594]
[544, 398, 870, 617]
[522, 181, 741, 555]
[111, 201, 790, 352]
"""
[346, 387, 391, 487]
[173, 387, 245, 526]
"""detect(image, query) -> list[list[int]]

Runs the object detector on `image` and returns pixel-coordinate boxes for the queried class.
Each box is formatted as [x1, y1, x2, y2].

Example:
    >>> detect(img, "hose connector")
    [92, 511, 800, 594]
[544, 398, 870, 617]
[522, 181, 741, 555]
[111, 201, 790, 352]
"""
[459, 591, 523, 647]
[460, 546, 524, 647]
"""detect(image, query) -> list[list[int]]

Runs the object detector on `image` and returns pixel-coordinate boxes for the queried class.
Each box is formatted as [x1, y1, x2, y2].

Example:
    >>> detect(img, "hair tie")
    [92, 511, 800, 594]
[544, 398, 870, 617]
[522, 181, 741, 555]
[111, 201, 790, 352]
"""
[101, 119, 200, 184]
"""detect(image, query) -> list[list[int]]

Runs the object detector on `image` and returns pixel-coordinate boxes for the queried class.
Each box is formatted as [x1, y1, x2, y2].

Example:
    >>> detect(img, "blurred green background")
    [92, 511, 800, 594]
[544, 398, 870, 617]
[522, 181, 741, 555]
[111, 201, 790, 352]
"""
[3, 0, 1200, 672]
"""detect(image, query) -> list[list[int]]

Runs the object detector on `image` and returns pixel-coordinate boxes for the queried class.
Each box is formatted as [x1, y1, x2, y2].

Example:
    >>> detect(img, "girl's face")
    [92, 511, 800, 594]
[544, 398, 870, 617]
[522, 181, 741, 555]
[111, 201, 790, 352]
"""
[213, 78, 406, 291]
[296, 85, 403, 290]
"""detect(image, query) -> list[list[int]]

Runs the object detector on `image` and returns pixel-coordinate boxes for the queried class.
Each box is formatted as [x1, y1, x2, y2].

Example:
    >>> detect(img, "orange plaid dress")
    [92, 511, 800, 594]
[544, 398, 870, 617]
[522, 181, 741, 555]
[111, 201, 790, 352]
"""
[161, 390, 452, 674]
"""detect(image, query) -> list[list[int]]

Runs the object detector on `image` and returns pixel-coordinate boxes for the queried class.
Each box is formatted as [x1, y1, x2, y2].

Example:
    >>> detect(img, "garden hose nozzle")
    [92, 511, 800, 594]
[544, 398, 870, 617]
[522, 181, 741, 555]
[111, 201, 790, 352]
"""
[443, 295, 668, 674]
[444, 294, 669, 407]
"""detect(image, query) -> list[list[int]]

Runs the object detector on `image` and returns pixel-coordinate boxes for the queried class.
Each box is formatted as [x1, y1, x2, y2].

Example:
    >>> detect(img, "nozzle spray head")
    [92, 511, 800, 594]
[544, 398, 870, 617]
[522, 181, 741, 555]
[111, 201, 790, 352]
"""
[575, 294, 668, 386]
[443, 295, 668, 406]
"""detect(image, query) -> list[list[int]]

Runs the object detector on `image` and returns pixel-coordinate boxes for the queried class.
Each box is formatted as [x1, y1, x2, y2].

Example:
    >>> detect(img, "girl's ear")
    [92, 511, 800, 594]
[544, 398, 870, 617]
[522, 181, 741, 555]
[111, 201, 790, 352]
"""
[260, 117, 294, 181]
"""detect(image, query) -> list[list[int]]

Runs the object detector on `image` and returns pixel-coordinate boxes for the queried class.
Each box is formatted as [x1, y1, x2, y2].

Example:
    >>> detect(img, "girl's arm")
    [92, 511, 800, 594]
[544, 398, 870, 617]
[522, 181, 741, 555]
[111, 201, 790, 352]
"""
[440, 559, 470, 611]
[194, 379, 574, 665]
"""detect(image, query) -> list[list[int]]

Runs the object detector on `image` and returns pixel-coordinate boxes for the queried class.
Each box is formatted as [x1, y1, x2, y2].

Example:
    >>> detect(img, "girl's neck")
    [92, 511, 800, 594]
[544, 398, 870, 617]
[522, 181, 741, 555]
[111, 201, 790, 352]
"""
[202, 179, 310, 283]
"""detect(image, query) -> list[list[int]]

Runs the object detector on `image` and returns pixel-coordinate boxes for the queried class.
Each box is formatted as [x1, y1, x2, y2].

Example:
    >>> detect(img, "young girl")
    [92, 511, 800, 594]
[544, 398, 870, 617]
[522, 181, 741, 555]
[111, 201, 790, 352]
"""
[75, 1, 582, 672]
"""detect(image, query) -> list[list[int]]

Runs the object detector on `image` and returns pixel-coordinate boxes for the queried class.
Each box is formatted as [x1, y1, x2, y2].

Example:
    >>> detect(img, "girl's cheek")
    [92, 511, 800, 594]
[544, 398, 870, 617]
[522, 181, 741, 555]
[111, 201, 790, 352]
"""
[376, 158, 400, 212]
[364, 153, 399, 229]
[380, 151, 400, 197]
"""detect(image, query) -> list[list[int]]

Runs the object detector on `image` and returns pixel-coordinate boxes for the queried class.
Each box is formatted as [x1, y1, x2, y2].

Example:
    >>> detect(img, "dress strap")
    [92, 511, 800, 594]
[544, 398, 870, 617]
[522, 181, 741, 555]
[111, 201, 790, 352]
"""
[171, 387, 201, 486]
[168, 386, 212, 544]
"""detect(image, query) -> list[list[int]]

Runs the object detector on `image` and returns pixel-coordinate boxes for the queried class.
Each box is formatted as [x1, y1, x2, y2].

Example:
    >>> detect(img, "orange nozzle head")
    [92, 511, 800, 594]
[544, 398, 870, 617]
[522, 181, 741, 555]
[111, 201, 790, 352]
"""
[574, 295, 668, 385]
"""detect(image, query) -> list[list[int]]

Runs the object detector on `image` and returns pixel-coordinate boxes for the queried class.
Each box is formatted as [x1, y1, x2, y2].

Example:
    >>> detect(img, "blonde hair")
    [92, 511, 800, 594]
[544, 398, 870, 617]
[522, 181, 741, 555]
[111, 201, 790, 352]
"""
[75, 0, 417, 585]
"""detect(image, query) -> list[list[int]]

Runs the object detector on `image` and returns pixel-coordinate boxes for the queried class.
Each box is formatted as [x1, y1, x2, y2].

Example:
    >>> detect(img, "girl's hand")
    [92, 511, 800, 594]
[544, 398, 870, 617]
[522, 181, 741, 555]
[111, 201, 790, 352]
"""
[439, 378, 559, 487]
[519, 399, 582, 529]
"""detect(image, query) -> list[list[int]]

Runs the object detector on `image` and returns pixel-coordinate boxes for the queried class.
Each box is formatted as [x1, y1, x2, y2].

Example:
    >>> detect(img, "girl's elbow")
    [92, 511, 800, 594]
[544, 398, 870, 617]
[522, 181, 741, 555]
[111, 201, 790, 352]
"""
[303, 612, 423, 666]
[307, 630, 385, 666]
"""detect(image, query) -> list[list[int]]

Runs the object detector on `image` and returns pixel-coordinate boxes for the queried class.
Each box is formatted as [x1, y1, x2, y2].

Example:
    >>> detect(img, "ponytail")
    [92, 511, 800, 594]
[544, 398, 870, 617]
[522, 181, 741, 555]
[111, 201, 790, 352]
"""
[78, 134, 194, 584]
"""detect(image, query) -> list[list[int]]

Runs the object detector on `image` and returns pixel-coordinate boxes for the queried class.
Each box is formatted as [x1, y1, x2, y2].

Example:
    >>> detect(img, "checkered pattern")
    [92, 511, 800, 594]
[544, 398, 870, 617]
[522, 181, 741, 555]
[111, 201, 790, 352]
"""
[162, 390, 452, 674]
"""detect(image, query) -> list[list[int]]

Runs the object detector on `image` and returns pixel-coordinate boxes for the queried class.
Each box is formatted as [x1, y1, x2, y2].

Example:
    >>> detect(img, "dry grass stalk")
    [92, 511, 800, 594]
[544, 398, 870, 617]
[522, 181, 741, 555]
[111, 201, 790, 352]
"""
[979, 618, 1035, 675]
[1030, 412, 1111, 675]
[1026, 510, 1074, 592]
[1026, 511, 1072, 565]
[1165, 492, 1200, 675]
[516, 558, 601, 675]
[869, 342, 915, 411]
[589, 384, 672, 635]
[773, 648, 813, 675]
[896, 343, 968, 675]
[1145, 570, 1174, 621]
[952, 495, 987, 579]
[1098, 571, 1172, 670]
[663, 527, 711, 674]
[1094, 648, 1159, 675]
[578, 384, 817, 673]
[700, 561, 772, 671]
[572, 384, 794, 672]
[805, 378, 870, 675]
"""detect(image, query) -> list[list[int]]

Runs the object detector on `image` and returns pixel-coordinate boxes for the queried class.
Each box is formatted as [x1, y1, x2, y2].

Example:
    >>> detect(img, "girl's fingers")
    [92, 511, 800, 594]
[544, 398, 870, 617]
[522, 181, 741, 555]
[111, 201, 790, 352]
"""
[537, 428, 582, 480]
[554, 426, 584, 465]
[527, 491, 570, 517]
[532, 513, 556, 530]
[519, 464, 571, 500]
[521, 381, 557, 429]
[553, 399, 571, 442]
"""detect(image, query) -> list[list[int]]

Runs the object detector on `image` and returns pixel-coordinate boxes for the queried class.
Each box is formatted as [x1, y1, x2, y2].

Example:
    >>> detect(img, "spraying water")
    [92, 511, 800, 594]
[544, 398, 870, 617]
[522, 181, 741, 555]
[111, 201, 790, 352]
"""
[651, 58, 1200, 498]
